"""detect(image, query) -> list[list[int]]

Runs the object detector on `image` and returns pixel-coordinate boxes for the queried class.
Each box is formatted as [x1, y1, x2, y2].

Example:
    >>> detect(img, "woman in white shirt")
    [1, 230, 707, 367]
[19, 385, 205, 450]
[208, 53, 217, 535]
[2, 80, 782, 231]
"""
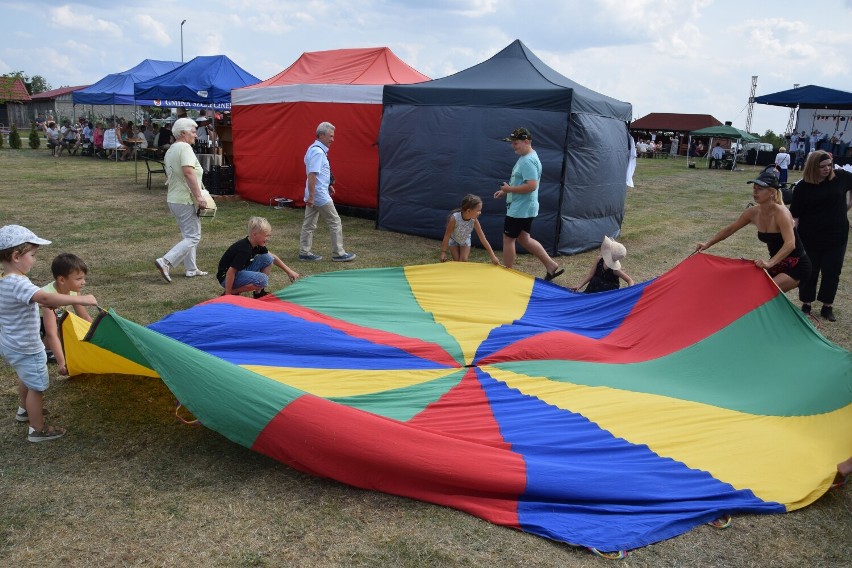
[774, 146, 791, 184]
[102, 120, 126, 160]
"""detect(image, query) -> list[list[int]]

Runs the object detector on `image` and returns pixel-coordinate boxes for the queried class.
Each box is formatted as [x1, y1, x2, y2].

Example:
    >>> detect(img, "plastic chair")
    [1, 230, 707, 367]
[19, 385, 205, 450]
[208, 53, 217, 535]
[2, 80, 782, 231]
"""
[145, 159, 166, 190]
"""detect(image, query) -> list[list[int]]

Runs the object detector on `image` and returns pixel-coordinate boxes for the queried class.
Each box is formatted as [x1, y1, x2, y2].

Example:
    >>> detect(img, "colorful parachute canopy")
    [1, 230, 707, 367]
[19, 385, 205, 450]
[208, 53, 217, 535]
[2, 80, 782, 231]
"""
[65, 254, 852, 552]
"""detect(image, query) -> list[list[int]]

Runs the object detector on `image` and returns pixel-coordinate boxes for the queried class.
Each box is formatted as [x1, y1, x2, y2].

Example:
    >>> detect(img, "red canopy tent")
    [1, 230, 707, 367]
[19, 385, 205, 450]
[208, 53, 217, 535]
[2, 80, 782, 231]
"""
[231, 47, 429, 209]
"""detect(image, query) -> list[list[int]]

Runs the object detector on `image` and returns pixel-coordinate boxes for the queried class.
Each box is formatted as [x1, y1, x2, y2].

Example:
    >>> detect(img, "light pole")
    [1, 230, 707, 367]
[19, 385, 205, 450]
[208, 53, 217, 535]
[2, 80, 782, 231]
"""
[180, 19, 186, 62]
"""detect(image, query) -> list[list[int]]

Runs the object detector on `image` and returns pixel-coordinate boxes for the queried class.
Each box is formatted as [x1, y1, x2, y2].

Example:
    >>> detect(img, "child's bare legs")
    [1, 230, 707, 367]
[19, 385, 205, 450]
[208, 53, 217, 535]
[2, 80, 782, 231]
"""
[456, 245, 472, 261]
[515, 232, 560, 274]
[23, 384, 45, 432]
[17, 379, 27, 414]
[502, 235, 517, 268]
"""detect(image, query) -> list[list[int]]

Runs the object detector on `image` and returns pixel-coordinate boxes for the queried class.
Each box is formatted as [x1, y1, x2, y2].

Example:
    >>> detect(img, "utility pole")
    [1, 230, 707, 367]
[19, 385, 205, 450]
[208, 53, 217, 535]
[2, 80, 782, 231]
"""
[181, 20, 187, 62]
[745, 76, 758, 134]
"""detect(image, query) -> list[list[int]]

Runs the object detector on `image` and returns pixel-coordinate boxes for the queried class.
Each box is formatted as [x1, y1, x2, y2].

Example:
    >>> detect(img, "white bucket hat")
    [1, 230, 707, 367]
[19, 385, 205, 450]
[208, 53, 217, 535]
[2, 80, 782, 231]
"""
[601, 236, 626, 270]
[0, 225, 51, 250]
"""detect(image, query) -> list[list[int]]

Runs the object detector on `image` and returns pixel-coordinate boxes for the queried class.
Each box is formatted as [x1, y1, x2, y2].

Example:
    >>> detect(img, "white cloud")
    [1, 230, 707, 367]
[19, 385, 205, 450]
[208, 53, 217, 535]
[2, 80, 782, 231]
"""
[0, 0, 847, 135]
[134, 15, 172, 46]
[48, 5, 121, 37]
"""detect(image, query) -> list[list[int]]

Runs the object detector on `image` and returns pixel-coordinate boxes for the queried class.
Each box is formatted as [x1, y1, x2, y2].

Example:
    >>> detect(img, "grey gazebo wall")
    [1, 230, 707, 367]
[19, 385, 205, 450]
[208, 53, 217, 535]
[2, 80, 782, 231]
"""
[377, 105, 630, 255]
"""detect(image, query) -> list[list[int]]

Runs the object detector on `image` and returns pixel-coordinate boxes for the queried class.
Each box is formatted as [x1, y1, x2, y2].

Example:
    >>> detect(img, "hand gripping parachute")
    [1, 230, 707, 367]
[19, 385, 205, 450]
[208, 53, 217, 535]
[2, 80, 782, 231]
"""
[63, 254, 852, 552]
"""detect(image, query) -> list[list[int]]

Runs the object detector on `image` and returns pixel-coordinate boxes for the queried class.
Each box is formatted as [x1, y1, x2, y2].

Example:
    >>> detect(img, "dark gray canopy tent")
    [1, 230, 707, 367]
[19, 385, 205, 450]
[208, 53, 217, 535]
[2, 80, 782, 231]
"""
[378, 40, 632, 255]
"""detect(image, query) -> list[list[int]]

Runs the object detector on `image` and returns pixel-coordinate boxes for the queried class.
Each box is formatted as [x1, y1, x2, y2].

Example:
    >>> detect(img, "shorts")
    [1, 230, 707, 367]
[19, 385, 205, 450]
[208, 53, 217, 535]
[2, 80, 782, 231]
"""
[448, 236, 471, 247]
[0, 344, 49, 392]
[503, 216, 534, 239]
[219, 253, 273, 289]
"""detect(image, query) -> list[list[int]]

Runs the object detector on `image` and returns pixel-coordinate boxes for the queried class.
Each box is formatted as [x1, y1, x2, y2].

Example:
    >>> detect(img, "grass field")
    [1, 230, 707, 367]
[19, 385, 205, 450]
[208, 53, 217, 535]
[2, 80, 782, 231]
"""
[0, 147, 850, 567]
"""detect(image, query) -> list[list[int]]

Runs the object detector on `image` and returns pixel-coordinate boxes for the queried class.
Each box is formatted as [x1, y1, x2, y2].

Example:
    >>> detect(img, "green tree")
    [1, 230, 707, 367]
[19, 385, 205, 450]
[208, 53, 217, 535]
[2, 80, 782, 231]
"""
[760, 129, 785, 150]
[28, 75, 51, 94]
[9, 124, 22, 149]
[29, 124, 41, 149]
[1, 71, 52, 95]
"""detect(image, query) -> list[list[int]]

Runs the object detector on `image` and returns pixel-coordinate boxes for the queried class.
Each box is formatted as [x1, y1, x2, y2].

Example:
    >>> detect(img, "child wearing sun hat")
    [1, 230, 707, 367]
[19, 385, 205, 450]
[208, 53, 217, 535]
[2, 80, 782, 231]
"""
[571, 236, 635, 293]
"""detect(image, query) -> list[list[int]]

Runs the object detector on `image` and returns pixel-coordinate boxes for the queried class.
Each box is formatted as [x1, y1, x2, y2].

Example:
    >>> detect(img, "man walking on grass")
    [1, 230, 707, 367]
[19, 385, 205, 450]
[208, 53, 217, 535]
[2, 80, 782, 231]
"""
[298, 121, 356, 263]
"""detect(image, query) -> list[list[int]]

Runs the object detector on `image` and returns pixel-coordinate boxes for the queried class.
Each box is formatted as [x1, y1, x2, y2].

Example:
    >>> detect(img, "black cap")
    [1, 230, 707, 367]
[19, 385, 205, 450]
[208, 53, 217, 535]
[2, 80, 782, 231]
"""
[503, 127, 532, 142]
[747, 170, 781, 189]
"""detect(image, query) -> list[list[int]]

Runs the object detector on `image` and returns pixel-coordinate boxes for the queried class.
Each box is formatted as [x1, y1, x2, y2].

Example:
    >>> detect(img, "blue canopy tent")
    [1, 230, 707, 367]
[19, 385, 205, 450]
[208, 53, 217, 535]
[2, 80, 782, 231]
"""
[755, 85, 852, 160]
[378, 40, 632, 256]
[754, 85, 852, 110]
[72, 59, 182, 105]
[134, 55, 260, 110]
[72, 59, 182, 164]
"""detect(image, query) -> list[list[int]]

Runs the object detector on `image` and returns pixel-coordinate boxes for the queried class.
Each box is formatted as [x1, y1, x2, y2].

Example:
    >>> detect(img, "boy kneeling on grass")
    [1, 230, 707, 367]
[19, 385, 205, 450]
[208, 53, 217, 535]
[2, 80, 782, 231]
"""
[0, 225, 98, 442]
[217, 217, 300, 299]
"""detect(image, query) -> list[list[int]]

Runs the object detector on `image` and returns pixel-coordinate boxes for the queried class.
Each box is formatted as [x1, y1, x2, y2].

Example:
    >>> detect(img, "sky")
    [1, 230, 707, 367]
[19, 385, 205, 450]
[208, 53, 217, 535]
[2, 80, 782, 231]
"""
[2, 0, 851, 135]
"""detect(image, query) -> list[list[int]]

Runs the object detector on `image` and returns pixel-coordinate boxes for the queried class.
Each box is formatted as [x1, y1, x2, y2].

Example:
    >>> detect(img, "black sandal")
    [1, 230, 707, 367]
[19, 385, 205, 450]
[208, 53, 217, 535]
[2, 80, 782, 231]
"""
[545, 267, 565, 282]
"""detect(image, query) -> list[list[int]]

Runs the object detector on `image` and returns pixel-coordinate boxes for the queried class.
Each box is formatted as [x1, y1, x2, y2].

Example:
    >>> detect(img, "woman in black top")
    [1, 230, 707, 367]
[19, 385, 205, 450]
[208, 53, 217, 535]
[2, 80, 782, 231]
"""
[790, 150, 852, 321]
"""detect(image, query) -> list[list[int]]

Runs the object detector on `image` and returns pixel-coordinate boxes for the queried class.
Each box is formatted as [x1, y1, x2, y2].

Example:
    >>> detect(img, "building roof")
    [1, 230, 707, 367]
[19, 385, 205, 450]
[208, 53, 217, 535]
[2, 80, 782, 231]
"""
[630, 113, 722, 132]
[0, 76, 32, 102]
[30, 85, 89, 100]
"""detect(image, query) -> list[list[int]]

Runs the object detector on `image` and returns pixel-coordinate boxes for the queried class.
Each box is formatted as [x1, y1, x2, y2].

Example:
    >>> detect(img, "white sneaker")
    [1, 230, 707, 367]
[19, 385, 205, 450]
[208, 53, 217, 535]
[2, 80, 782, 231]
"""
[185, 269, 209, 278]
[154, 258, 172, 283]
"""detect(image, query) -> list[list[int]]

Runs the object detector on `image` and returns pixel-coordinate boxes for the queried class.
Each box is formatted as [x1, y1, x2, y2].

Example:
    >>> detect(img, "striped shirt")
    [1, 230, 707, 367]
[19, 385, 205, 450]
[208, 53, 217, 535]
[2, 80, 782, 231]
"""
[0, 274, 43, 354]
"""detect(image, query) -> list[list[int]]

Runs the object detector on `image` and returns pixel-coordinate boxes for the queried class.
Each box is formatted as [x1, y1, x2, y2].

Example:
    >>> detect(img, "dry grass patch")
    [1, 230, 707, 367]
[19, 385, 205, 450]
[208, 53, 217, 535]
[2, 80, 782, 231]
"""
[0, 148, 850, 567]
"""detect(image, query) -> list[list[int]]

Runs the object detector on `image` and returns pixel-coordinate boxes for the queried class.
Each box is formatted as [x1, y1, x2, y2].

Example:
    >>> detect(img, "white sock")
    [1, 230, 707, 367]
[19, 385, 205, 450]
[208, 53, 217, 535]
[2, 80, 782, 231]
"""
[17, 406, 26, 415]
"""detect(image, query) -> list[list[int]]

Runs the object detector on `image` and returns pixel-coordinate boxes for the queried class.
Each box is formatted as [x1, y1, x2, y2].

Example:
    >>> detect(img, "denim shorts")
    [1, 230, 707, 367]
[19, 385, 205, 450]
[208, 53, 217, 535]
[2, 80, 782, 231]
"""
[0, 343, 49, 392]
[219, 253, 273, 289]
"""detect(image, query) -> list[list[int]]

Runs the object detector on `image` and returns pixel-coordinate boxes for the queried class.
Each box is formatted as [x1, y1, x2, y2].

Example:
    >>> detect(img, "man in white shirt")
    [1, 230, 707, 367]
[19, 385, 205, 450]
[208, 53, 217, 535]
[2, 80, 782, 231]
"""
[709, 142, 725, 169]
[298, 122, 356, 263]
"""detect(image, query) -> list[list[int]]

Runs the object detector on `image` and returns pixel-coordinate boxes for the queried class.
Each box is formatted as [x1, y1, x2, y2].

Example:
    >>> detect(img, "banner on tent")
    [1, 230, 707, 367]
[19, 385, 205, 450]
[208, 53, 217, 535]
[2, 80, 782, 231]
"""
[138, 99, 232, 110]
[796, 108, 852, 135]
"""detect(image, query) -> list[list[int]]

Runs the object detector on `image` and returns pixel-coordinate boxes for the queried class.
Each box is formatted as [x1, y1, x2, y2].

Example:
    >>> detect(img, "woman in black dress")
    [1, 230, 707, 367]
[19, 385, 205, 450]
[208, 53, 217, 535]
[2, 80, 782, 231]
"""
[696, 169, 811, 293]
[790, 150, 852, 321]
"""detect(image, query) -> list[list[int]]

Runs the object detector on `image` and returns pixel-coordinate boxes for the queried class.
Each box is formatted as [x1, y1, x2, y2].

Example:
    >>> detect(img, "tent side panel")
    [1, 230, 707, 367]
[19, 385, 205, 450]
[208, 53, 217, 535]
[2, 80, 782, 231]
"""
[378, 105, 568, 252]
[558, 114, 630, 254]
[233, 102, 383, 208]
[383, 86, 571, 112]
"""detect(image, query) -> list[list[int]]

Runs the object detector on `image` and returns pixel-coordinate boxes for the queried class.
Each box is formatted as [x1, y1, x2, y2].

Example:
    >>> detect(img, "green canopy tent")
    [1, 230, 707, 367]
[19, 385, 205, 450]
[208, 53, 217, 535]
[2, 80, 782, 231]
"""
[688, 125, 759, 170]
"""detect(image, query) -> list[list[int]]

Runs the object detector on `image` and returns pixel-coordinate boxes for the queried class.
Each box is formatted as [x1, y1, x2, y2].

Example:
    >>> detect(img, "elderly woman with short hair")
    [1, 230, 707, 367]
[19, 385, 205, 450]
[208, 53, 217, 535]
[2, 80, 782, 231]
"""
[154, 117, 209, 282]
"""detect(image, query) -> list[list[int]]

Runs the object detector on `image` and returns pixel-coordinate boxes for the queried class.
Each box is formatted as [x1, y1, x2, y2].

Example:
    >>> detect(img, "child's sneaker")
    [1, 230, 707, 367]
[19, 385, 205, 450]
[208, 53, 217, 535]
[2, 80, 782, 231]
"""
[15, 408, 49, 423]
[27, 425, 65, 442]
[252, 289, 270, 299]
